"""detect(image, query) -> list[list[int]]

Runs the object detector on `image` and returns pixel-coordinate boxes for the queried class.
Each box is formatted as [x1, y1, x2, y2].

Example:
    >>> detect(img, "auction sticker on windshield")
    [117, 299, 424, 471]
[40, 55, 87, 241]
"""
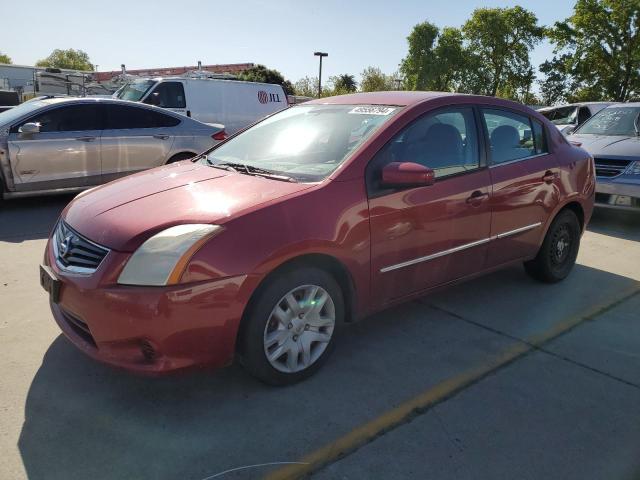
[349, 106, 396, 115]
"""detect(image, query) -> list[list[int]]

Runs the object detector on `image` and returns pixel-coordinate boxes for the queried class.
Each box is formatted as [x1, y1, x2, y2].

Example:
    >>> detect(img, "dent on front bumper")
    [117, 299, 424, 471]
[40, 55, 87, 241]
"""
[595, 175, 640, 211]
[45, 238, 260, 374]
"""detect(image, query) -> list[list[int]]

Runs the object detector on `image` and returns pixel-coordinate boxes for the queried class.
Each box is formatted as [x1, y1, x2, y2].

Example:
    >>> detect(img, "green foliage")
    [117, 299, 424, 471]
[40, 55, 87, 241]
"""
[331, 74, 357, 93]
[0, 52, 11, 64]
[294, 76, 318, 97]
[400, 8, 542, 100]
[239, 64, 295, 95]
[359, 66, 396, 92]
[462, 6, 543, 97]
[35, 49, 93, 71]
[545, 0, 640, 102]
[401, 23, 466, 92]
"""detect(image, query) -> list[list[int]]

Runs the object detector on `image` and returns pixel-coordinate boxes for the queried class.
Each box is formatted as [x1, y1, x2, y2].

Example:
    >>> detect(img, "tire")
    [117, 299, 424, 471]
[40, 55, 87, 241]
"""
[524, 209, 581, 283]
[238, 267, 344, 386]
[166, 152, 195, 164]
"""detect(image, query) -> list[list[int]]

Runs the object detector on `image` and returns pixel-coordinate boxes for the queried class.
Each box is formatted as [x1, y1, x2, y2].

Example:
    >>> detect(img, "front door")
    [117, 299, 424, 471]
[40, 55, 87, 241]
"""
[369, 106, 492, 303]
[481, 108, 559, 266]
[101, 104, 178, 182]
[8, 104, 103, 191]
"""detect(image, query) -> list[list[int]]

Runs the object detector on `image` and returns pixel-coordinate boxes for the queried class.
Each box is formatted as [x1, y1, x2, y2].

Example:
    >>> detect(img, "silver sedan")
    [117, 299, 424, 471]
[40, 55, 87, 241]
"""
[0, 97, 225, 199]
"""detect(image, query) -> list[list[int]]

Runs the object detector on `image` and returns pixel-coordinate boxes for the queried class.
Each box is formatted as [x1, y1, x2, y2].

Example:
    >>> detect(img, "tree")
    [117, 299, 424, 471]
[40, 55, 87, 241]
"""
[293, 76, 318, 97]
[546, 0, 640, 102]
[331, 74, 357, 93]
[462, 7, 543, 96]
[0, 52, 11, 64]
[359, 66, 395, 92]
[239, 64, 294, 95]
[36, 48, 93, 71]
[538, 55, 573, 105]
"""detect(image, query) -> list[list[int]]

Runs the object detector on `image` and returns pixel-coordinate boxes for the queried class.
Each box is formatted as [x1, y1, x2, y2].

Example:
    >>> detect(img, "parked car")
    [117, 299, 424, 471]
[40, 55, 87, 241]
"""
[114, 76, 287, 134]
[539, 102, 615, 135]
[568, 103, 640, 211]
[40, 92, 594, 385]
[0, 97, 225, 199]
[0, 90, 19, 113]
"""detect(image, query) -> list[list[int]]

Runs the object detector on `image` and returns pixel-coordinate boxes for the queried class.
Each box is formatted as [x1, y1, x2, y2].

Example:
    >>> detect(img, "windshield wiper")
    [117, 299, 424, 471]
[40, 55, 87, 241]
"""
[211, 161, 297, 182]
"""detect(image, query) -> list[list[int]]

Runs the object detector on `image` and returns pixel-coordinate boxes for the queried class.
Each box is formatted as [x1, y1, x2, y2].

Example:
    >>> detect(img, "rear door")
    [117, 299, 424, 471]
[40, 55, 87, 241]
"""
[369, 106, 492, 303]
[481, 108, 558, 266]
[7, 103, 103, 191]
[101, 104, 179, 182]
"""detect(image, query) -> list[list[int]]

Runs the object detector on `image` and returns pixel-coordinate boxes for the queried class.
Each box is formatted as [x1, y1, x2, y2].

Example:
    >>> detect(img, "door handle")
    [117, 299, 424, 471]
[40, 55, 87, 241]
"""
[466, 190, 489, 205]
[76, 136, 96, 142]
[153, 134, 170, 140]
[542, 170, 558, 184]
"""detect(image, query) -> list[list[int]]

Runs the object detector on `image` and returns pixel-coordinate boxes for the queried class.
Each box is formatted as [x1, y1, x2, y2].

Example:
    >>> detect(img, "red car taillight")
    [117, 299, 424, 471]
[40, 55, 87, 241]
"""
[212, 130, 227, 141]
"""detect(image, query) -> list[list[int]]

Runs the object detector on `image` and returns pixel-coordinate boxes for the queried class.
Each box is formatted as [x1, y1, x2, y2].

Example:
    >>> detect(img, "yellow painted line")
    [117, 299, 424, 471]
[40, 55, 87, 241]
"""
[266, 284, 640, 480]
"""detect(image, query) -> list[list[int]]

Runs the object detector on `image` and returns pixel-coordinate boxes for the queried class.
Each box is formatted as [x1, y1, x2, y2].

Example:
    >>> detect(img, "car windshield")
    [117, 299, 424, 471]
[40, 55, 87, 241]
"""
[203, 104, 401, 181]
[0, 100, 49, 127]
[116, 80, 157, 102]
[577, 106, 640, 136]
[541, 106, 578, 125]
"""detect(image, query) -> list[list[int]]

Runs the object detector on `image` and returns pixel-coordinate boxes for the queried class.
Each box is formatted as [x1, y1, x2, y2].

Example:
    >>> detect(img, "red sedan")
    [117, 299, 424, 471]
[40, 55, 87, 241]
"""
[40, 92, 595, 385]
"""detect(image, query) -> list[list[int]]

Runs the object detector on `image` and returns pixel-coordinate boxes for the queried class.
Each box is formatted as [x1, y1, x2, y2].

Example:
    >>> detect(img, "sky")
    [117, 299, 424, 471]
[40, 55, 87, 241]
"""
[0, 0, 576, 84]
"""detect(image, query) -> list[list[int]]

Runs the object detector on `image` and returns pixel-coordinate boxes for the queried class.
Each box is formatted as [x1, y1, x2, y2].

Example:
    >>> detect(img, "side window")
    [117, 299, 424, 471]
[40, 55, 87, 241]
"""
[16, 105, 103, 133]
[367, 107, 479, 195]
[482, 109, 536, 164]
[531, 119, 548, 155]
[577, 107, 591, 125]
[105, 105, 180, 129]
[144, 82, 186, 108]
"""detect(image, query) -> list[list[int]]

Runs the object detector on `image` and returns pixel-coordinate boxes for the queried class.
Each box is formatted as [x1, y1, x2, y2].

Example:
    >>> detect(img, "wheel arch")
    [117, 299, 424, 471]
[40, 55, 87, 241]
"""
[167, 151, 198, 164]
[236, 253, 358, 354]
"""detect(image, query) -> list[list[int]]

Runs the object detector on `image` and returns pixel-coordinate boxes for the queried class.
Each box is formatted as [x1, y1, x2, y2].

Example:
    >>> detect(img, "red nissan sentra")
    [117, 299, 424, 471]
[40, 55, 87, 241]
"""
[41, 92, 595, 385]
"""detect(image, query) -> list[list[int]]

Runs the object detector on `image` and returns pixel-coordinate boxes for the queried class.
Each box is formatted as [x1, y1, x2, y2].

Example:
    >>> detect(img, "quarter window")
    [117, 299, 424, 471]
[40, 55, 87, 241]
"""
[367, 107, 480, 195]
[105, 105, 180, 129]
[144, 82, 186, 109]
[482, 109, 538, 164]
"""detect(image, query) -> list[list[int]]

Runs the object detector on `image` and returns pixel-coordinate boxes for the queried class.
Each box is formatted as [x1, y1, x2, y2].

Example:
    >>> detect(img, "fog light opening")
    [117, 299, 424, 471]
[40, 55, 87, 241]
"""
[140, 340, 157, 363]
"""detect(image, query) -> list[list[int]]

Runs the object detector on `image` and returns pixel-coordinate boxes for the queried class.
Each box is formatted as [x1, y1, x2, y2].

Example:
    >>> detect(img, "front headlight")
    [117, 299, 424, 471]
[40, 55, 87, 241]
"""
[117, 224, 223, 286]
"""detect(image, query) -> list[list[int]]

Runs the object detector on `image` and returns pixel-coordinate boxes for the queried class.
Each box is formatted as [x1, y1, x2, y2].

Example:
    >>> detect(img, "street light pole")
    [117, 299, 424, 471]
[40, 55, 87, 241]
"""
[314, 51, 328, 97]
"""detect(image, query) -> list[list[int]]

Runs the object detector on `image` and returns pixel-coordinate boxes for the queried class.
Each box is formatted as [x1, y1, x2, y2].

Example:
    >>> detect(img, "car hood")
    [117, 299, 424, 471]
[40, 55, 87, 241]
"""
[568, 134, 640, 158]
[63, 161, 313, 251]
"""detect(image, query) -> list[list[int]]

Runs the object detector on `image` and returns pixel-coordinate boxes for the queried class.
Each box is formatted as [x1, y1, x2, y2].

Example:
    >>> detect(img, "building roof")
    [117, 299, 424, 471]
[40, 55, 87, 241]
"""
[94, 63, 254, 82]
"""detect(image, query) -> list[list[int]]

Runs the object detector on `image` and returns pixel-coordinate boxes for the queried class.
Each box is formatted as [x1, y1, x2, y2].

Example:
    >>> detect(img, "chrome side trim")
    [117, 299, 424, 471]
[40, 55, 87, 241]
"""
[380, 237, 491, 273]
[380, 222, 543, 273]
[493, 222, 542, 239]
[488, 153, 548, 168]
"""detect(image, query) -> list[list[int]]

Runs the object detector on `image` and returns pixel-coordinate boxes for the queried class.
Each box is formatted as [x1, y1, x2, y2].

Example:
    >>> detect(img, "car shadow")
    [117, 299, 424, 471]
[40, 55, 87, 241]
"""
[0, 195, 74, 243]
[588, 208, 640, 242]
[17, 263, 640, 480]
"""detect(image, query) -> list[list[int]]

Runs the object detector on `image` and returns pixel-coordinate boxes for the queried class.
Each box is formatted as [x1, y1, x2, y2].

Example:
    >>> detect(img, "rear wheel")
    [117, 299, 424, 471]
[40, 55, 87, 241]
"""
[166, 152, 195, 164]
[239, 267, 344, 385]
[524, 209, 581, 283]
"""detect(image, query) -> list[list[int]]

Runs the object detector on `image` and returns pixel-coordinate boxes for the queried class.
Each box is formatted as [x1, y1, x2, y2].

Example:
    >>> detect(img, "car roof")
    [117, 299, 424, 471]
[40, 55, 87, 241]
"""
[306, 91, 461, 107]
[538, 102, 616, 111]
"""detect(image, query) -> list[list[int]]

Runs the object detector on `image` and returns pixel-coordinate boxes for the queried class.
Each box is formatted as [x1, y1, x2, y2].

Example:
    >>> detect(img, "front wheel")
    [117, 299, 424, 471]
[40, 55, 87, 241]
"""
[238, 267, 344, 385]
[524, 209, 581, 283]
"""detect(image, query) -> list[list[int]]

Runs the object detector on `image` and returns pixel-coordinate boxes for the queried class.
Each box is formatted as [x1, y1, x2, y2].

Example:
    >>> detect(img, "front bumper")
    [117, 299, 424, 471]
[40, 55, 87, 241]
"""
[595, 176, 640, 211]
[45, 238, 259, 374]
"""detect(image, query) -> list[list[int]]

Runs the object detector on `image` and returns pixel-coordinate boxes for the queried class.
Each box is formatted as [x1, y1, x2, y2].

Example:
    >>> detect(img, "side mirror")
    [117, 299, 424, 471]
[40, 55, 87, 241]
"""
[145, 92, 161, 106]
[19, 122, 40, 135]
[381, 162, 435, 188]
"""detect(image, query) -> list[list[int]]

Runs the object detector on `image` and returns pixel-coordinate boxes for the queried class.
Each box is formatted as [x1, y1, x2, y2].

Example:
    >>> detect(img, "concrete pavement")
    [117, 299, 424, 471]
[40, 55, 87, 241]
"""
[1, 198, 639, 480]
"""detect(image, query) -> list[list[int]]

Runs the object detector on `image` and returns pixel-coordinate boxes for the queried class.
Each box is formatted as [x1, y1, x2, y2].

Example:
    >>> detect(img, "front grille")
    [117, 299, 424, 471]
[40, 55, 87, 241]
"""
[60, 309, 97, 348]
[53, 221, 109, 274]
[594, 158, 632, 178]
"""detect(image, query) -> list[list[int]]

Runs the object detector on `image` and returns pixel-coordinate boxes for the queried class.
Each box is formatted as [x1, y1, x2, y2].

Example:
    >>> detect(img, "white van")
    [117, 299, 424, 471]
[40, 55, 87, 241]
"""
[115, 77, 287, 134]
